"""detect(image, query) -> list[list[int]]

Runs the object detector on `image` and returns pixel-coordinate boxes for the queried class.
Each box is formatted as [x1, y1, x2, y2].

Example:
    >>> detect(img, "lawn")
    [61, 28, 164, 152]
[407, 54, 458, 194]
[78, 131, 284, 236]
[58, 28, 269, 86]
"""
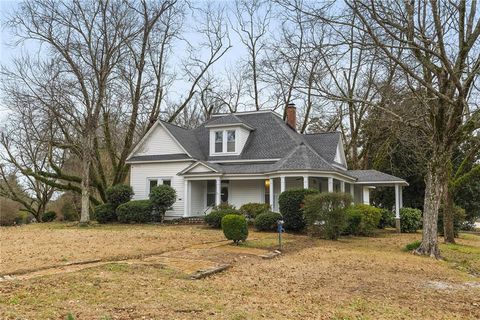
[1, 223, 479, 319]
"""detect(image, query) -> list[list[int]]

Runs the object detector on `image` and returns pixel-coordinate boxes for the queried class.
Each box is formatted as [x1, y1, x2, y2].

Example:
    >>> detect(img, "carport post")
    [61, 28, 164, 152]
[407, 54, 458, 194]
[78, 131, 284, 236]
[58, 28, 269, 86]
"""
[395, 184, 401, 232]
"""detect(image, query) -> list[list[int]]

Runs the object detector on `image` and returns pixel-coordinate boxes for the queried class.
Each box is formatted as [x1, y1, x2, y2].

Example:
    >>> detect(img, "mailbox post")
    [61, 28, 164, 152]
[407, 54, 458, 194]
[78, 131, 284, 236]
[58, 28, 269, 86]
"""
[277, 219, 285, 250]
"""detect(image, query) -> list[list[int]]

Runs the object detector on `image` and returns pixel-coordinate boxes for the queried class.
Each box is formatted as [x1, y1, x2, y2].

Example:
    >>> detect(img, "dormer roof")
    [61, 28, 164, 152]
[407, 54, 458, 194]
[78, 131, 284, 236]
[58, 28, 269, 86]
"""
[205, 114, 254, 130]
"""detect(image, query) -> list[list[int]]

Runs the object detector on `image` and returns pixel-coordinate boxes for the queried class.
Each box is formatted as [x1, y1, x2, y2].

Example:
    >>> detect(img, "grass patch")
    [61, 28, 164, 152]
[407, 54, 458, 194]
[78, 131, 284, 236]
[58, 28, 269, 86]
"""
[404, 240, 421, 251]
[106, 263, 129, 272]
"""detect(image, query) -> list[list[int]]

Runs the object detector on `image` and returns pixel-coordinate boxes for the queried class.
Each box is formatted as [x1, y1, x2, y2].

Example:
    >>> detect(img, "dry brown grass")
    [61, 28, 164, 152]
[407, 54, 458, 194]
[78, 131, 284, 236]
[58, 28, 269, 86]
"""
[0, 223, 479, 319]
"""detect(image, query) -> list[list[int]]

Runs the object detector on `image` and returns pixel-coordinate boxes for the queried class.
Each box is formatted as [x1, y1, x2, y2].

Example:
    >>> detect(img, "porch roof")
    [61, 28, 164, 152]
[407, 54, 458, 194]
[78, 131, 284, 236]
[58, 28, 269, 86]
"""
[347, 170, 408, 186]
[127, 153, 191, 163]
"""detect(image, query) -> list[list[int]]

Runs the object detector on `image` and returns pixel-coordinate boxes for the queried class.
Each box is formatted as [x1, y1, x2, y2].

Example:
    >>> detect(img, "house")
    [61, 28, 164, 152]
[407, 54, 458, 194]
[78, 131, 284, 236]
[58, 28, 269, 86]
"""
[126, 104, 408, 224]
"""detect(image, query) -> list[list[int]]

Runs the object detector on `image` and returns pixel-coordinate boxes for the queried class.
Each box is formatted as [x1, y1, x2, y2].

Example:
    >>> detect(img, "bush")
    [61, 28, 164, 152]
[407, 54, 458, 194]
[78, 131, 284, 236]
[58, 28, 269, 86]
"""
[438, 205, 466, 237]
[378, 208, 395, 229]
[42, 211, 57, 222]
[254, 211, 283, 231]
[303, 192, 352, 240]
[149, 184, 176, 222]
[205, 207, 239, 228]
[404, 240, 422, 251]
[278, 188, 319, 231]
[239, 203, 270, 219]
[221, 214, 248, 244]
[117, 200, 153, 223]
[95, 203, 116, 224]
[345, 204, 382, 236]
[61, 202, 79, 221]
[106, 184, 134, 209]
[400, 207, 422, 233]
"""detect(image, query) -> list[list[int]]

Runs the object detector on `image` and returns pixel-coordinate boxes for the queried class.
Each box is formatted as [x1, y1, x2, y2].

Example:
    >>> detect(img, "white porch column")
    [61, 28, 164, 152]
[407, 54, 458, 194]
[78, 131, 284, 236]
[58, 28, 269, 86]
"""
[280, 175, 286, 193]
[269, 178, 274, 210]
[362, 186, 370, 205]
[303, 175, 309, 189]
[340, 181, 345, 193]
[184, 180, 190, 217]
[395, 184, 401, 232]
[215, 177, 221, 206]
[328, 177, 334, 192]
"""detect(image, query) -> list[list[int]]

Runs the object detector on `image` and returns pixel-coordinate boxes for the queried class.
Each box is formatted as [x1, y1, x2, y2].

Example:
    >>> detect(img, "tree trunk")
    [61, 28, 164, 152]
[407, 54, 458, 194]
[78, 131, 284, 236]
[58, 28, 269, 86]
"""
[79, 132, 93, 225]
[415, 160, 444, 258]
[443, 188, 456, 244]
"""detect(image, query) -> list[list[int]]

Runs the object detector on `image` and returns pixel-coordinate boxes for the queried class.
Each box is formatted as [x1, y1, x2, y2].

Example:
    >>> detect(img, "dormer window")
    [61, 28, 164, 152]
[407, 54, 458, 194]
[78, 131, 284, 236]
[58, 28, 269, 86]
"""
[213, 130, 236, 154]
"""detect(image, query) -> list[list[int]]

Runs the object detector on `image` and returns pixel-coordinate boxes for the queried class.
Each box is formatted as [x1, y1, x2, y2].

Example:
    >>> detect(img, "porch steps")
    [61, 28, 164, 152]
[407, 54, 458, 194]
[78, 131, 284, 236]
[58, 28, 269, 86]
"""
[168, 216, 206, 225]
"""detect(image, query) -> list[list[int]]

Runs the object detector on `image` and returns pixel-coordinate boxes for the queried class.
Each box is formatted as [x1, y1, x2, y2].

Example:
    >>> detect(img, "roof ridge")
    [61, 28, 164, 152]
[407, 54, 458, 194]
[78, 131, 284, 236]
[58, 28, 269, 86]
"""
[160, 119, 190, 131]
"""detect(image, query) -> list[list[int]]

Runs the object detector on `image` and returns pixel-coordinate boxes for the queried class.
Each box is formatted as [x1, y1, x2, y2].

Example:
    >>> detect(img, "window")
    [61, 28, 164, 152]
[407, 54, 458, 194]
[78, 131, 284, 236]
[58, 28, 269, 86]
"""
[163, 179, 171, 186]
[215, 131, 223, 153]
[149, 179, 158, 193]
[227, 130, 235, 152]
[207, 180, 216, 206]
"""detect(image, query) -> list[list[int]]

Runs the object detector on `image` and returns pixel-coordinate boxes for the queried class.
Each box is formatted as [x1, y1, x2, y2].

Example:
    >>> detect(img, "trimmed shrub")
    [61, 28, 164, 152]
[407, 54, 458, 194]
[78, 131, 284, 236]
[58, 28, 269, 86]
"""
[221, 214, 248, 244]
[239, 203, 271, 219]
[213, 203, 236, 211]
[400, 207, 422, 233]
[254, 211, 283, 231]
[95, 203, 116, 224]
[378, 208, 395, 229]
[303, 192, 352, 240]
[279, 188, 319, 231]
[438, 205, 466, 237]
[149, 185, 177, 222]
[106, 184, 134, 209]
[117, 200, 153, 223]
[42, 211, 57, 222]
[345, 204, 382, 236]
[205, 206, 239, 228]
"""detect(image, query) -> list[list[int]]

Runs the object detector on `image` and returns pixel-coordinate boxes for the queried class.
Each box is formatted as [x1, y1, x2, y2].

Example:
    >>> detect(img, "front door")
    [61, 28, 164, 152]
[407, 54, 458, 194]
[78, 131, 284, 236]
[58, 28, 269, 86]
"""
[221, 181, 229, 203]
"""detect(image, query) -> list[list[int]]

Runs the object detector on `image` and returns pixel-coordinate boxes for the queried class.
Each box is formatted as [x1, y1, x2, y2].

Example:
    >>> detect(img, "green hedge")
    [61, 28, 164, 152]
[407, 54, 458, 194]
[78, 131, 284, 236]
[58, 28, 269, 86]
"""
[303, 192, 352, 240]
[400, 207, 422, 233]
[149, 184, 177, 222]
[42, 211, 57, 222]
[117, 200, 153, 223]
[221, 214, 248, 244]
[205, 206, 239, 228]
[106, 184, 134, 209]
[345, 204, 382, 236]
[254, 212, 283, 231]
[279, 188, 319, 231]
[95, 203, 116, 224]
[378, 208, 395, 229]
[239, 203, 270, 219]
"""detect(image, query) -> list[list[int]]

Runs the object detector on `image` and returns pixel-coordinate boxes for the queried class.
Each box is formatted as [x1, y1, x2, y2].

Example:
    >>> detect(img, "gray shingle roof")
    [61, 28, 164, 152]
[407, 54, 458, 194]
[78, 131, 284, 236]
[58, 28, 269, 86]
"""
[205, 114, 252, 129]
[127, 154, 191, 162]
[270, 143, 334, 171]
[347, 170, 407, 183]
[303, 133, 340, 164]
[161, 121, 205, 159]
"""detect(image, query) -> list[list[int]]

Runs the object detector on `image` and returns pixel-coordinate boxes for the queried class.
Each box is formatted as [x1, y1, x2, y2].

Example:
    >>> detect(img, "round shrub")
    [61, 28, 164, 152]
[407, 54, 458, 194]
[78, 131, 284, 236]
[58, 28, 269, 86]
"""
[239, 203, 270, 219]
[106, 184, 134, 209]
[95, 203, 116, 224]
[205, 207, 239, 228]
[345, 204, 382, 236]
[149, 185, 176, 222]
[378, 208, 395, 229]
[221, 214, 248, 244]
[303, 192, 351, 240]
[400, 207, 422, 233]
[42, 211, 57, 222]
[117, 200, 153, 223]
[254, 211, 283, 231]
[278, 188, 319, 231]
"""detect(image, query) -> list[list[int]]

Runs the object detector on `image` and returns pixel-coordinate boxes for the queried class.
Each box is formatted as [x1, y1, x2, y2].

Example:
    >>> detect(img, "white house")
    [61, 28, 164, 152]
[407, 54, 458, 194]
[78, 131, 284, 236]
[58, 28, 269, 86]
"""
[127, 105, 408, 223]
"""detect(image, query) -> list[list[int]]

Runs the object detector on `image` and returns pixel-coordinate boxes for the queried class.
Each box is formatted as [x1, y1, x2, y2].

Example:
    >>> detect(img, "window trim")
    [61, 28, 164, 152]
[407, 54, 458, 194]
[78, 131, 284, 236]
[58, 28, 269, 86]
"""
[147, 177, 173, 195]
[212, 129, 237, 155]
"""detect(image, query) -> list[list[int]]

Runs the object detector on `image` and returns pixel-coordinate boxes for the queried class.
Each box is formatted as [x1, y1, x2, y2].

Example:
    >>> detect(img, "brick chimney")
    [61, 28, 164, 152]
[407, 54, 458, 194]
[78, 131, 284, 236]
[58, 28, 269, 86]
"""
[286, 103, 296, 131]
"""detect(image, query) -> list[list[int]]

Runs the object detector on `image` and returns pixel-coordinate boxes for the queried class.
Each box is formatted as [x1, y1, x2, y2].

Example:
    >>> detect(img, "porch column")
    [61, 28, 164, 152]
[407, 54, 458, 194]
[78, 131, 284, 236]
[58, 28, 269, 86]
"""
[395, 184, 401, 232]
[184, 180, 190, 217]
[362, 186, 370, 205]
[340, 181, 345, 193]
[280, 175, 286, 193]
[303, 175, 309, 189]
[269, 178, 274, 211]
[328, 177, 334, 192]
[215, 177, 221, 206]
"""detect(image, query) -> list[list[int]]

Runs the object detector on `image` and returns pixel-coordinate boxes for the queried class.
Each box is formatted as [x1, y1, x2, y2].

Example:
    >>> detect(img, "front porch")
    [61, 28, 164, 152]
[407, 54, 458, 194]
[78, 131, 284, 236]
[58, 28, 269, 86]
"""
[183, 173, 406, 221]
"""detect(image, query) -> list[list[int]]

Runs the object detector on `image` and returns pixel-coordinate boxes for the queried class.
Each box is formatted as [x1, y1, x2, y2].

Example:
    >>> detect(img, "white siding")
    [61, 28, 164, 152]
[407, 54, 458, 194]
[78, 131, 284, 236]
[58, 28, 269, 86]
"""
[237, 127, 250, 153]
[135, 124, 184, 156]
[189, 164, 215, 173]
[229, 180, 264, 208]
[130, 162, 192, 217]
[190, 181, 206, 216]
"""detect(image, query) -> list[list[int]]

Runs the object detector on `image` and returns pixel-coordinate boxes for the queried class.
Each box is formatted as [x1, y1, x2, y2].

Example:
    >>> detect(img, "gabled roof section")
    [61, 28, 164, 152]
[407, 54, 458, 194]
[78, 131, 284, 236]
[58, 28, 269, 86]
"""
[348, 170, 408, 185]
[205, 114, 254, 130]
[303, 132, 341, 164]
[161, 121, 205, 159]
[270, 143, 334, 171]
[179, 161, 222, 175]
